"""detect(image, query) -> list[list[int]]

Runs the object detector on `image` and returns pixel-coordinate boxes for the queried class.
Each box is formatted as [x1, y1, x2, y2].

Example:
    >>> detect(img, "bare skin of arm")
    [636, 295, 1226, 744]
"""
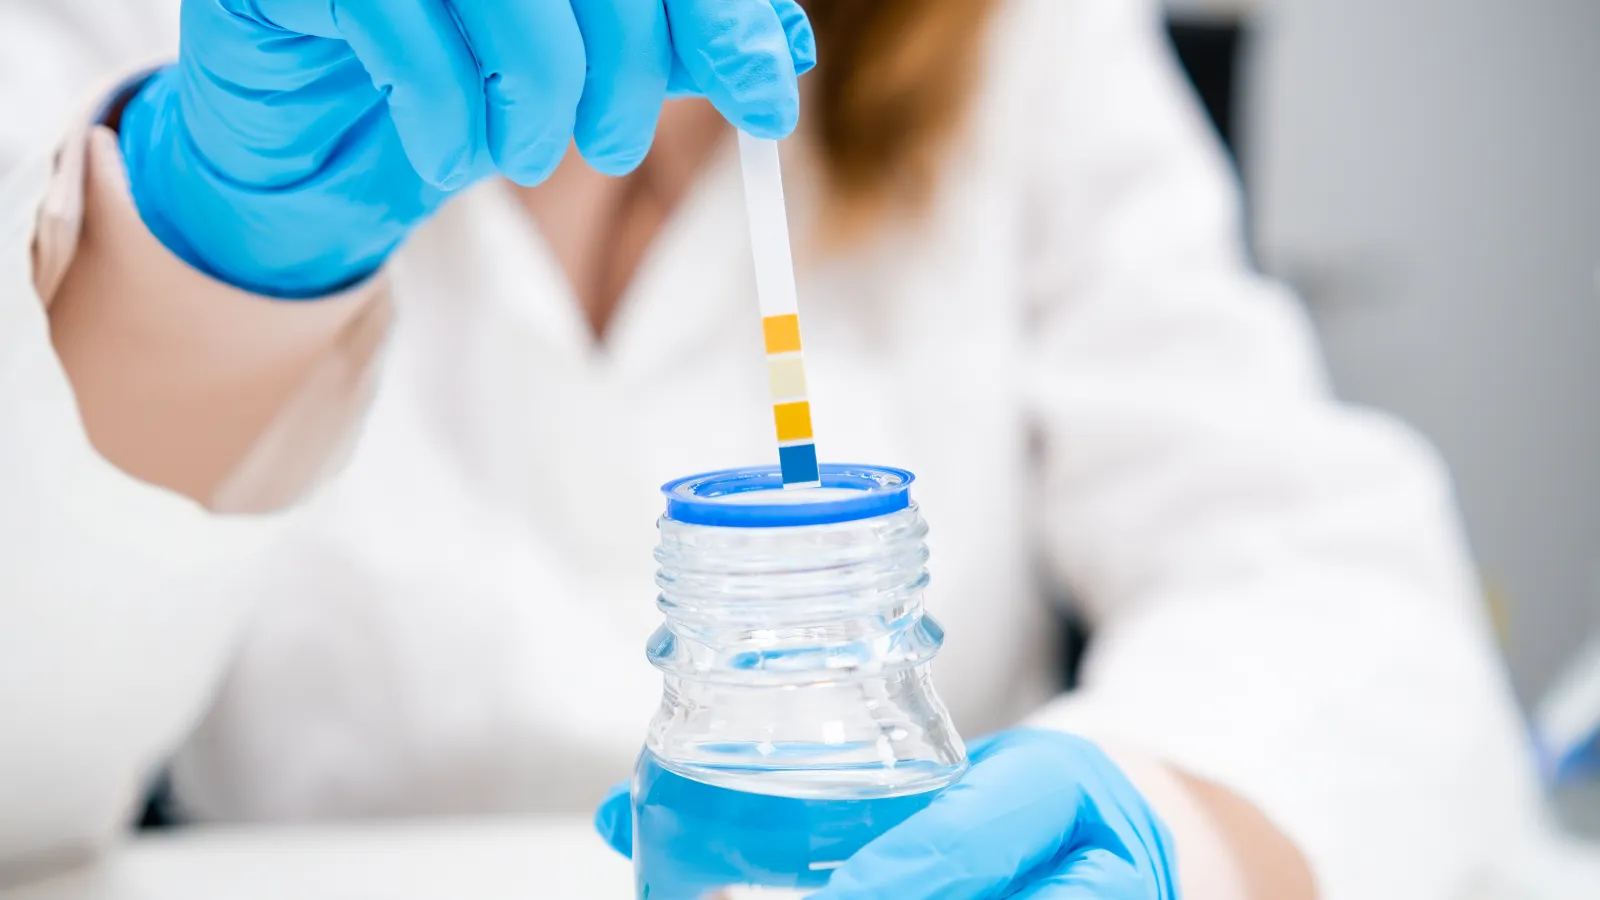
[1178, 771, 1318, 899]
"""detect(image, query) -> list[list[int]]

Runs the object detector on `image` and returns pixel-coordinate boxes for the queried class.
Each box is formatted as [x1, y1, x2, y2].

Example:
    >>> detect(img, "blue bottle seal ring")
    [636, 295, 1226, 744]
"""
[662, 464, 915, 528]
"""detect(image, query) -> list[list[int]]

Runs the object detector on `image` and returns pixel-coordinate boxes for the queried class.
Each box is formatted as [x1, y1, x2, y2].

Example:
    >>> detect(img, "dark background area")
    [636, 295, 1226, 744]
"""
[1168, 18, 1245, 157]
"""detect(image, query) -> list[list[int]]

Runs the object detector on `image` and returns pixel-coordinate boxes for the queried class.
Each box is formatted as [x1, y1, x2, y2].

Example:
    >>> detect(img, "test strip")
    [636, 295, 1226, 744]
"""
[739, 132, 821, 489]
[765, 355, 808, 399]
[772, 400, 815, 443]
[762, 319, 819, 487]
[762, 313, 803, 355]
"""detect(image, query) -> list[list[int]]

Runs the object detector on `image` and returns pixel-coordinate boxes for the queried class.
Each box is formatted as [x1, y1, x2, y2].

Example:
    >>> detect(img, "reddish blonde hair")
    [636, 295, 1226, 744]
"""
[802, 0, 1000, 233]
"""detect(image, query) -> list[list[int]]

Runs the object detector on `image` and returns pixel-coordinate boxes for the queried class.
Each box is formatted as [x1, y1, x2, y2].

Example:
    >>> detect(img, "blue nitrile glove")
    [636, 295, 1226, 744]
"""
[594, 729, 1181, 899]
[118, 0, 815, 299]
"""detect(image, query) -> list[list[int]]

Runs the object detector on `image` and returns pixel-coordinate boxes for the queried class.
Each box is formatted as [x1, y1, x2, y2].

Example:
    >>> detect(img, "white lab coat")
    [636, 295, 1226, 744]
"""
[0, 0, 1540, 896]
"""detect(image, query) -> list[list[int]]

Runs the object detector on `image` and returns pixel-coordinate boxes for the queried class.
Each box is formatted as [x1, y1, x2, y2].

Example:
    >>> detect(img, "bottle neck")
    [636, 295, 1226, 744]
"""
[643, 476, 967, 798]
[648, 506, 942, 684]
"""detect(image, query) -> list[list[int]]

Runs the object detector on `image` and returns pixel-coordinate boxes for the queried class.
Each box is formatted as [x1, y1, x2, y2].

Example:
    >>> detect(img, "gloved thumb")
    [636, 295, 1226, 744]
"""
[593, 781, 634, 859]
[1001, 848, 1150, 900]
[663, 0, 810, 138]
[665, 0, 817, 101]
[173, 1, 378, 188]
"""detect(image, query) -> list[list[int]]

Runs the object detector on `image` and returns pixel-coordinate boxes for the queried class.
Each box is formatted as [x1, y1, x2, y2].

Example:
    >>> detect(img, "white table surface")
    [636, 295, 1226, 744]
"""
[0, 820, 634, 900]
[2, 818, 1596, 900]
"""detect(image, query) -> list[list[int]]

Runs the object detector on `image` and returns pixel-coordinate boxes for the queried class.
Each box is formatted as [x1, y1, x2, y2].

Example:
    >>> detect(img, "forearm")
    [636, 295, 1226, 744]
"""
[37, 106, 390, 512]
[1176, 769, 1318, 900]
[1101, 744, 1313, 900]
[1031, 563, 1537, 899]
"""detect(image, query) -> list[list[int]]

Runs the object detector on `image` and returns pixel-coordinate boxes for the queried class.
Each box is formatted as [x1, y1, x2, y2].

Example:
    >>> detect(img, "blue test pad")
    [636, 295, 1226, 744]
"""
[777, 442, 821, 486]
[662, 464, 915, 529]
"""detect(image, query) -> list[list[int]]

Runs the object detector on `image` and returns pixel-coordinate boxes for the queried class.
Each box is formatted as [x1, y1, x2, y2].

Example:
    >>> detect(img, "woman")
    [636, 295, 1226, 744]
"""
[0, 0, 1537, 896]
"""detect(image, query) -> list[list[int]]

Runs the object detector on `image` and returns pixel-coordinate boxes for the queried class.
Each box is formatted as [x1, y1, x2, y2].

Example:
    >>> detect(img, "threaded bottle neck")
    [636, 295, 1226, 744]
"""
[648, 506, 943, 683]
[644, 498, 966, 797]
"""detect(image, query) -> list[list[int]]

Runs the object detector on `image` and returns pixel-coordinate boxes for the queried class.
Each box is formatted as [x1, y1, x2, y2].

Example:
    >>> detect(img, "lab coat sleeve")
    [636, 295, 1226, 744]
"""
[1012, 1, 1539, 897]
[0, 135, 262, 874]
[0, 0, 178, 179]
[0, 2, 392, 870]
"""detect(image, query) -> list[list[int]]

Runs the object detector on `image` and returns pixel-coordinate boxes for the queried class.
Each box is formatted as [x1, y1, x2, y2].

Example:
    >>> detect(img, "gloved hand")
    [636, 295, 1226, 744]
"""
[118, 0, 815, 298]
[594, 729, 1180, 899]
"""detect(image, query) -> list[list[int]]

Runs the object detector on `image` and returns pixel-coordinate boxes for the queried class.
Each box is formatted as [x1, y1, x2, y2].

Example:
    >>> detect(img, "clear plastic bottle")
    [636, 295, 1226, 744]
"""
[633, 464, 968, 900]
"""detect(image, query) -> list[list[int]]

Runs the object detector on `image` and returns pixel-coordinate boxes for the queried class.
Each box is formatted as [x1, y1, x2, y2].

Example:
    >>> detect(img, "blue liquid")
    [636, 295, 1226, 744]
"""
[632, 751, 947, 899]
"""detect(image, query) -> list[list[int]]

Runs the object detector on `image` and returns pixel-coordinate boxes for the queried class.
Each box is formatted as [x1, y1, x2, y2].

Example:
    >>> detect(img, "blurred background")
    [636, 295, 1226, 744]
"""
[1164, 0, 1600, 830]
[1, 0, 1595, 848]
[6, 0, 1592, 700]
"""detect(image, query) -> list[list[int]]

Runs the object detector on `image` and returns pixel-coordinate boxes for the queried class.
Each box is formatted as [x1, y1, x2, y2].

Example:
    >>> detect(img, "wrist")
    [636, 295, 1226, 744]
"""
[1097, 741, 1318, 900]
[1098, 743, 1256, 900]
[1172, 767, 1319, 900]
[115, 67, 409, 299]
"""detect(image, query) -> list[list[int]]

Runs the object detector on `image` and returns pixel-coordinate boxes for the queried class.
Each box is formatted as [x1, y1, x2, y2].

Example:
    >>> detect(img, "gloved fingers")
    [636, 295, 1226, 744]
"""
[247, 0, 339, 36]
[665, 54, 700, 100]
[592, 780, 634, 858]
[961, 732, 1004, 759]
[810, 735, 1093, 900]
[328, 0, 487, 189]
[177, 2, 381, 183]
[769, 0, 818, 77]
[447, 0, 587, 186]
[1003, 848, 1151, 900]
[661, 0, 808, 138]
[665, 0, 814, 100]
[570, 0, 672, 176]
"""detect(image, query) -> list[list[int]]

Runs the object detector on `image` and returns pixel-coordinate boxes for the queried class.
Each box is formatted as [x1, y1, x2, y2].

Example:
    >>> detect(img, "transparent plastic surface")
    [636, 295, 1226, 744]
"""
[635, 499, 966, 899]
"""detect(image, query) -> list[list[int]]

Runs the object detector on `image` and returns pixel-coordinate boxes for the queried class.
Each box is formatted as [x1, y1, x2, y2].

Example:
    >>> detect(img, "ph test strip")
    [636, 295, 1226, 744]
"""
[739, 133, 821, 488]
[763, 314, 819, 486]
